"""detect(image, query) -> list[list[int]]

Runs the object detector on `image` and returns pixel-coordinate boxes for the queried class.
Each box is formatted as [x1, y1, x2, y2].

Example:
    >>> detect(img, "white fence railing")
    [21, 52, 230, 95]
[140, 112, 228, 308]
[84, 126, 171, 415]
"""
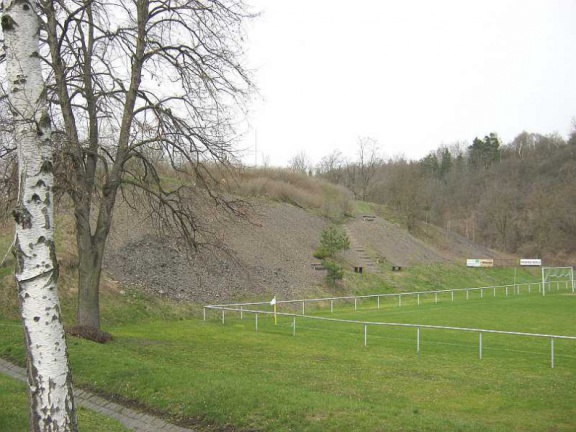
[207, 281, 574, 314]
[204, 282, 576, 368]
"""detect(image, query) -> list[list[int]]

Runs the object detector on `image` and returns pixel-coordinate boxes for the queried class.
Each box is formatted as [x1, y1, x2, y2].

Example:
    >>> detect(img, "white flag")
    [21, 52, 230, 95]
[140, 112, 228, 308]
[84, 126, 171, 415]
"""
[270, 296, 277, 305]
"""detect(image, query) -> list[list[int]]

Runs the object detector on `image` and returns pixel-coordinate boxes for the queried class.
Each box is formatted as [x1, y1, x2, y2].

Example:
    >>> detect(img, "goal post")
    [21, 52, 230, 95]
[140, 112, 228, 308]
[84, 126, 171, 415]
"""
[541, 267, 574, 296]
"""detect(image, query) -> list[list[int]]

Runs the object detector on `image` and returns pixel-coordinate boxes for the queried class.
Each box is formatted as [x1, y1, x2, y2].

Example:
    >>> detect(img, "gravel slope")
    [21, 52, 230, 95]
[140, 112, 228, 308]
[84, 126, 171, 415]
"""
[104, 202, 504, 303]
[104, 202, 328, 303]
[342, 216, 503, 269]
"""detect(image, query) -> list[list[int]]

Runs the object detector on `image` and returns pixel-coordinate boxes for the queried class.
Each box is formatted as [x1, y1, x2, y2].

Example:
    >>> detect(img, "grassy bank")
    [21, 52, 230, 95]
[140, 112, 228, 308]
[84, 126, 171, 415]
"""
[1, 289, 574, 431]
[347, 263, 541, 296]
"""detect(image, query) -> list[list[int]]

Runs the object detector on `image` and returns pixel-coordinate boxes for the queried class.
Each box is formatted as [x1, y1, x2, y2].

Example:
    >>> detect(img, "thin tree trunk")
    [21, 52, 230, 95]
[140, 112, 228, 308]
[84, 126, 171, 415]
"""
[2, 1, 77, 430]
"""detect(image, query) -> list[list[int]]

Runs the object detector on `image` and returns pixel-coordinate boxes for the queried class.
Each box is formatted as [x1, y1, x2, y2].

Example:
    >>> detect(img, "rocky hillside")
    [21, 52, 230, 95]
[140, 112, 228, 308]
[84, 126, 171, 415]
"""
[342, 215, 503, 272]
[103, 199, 504, 304]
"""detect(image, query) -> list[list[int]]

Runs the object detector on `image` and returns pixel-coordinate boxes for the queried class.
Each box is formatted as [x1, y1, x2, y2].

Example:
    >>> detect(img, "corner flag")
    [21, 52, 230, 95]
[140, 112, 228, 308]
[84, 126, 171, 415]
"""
[270, 296, 277, 324]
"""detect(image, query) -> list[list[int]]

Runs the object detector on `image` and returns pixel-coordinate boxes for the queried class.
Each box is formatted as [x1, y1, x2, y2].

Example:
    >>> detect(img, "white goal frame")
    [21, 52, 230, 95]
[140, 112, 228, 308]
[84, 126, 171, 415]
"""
[541, 267, 574, 296]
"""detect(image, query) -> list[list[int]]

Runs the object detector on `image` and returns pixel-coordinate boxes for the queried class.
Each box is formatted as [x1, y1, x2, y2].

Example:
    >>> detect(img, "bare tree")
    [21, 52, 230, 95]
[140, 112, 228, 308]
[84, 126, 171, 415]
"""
[288, 150, 311, 174]
[478, 182, 519, 251]
[347, 137, 381, 201]
[567, 118, 576, 147]
[261, 153, 271, 168]
[1, 0, 77, 429]
[316, 149, 345, 183]
[0, 0, 254, 336]
[388, 162, 424, 231]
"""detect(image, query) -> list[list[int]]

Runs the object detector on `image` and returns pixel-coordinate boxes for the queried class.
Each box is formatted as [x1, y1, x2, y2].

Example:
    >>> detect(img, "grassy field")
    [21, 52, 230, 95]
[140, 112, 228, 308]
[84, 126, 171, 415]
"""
[0, 373, 129, 431]
[1, 287, 574, 432]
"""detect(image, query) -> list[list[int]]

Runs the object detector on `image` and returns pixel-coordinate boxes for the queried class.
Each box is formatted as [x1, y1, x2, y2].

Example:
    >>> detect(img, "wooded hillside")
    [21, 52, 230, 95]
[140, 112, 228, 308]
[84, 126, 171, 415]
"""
[314, 126, 576, 261]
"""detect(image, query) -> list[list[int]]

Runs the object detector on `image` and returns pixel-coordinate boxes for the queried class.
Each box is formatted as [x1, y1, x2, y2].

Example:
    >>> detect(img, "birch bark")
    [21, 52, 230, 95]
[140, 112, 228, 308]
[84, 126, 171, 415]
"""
[2, 0, 77, 430]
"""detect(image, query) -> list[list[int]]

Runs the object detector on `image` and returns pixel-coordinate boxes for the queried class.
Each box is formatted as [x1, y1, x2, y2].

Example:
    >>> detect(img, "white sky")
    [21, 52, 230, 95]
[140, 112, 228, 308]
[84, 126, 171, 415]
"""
[239, 0, 576, 167]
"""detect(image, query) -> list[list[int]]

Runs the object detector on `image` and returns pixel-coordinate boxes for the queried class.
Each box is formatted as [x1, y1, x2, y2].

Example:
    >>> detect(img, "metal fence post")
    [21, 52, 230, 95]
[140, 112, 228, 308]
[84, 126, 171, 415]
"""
[399, 294, 402, 307]
[479, 332, 483, 360]
[293, 316, 296, 336]
[330, 300, 334, 313]
[222, 310, 225, 324]
[451, 290, 454, 302]
[302, 301, 305, 315]
[203, 307, 206, 321]
[377, 296, 380, 309]
[466, 290, 469, 300]
[417, 327, 421, 354]
[435, 292, 438, 303]
[240, 306, 243, 320]
[417, 293, 420, 306]
[551, 338, 555, 369]
[364, 324, 367, 347]
[255, 313, 258, 332]
[355, 298, 357, 311]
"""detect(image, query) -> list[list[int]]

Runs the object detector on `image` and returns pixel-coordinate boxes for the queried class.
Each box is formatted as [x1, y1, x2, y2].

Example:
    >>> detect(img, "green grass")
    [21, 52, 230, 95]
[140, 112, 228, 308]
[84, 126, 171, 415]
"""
[321, 287, 574, 333]
[0, 374, 130, 431]
[1, 290, 574, 431]
[306, 290, 576, 358]
[348, 264, 542, 296]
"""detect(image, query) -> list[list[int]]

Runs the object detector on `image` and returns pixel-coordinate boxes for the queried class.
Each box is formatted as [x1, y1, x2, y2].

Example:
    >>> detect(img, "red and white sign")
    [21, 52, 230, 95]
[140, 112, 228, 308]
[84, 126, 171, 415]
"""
[467, 259, 494, 268]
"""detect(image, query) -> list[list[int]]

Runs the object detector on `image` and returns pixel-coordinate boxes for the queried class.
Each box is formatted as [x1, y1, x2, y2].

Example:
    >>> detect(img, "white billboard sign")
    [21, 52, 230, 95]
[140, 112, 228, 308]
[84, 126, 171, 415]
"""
[467, 259, 494, 268]
[520, 259, 542, 266]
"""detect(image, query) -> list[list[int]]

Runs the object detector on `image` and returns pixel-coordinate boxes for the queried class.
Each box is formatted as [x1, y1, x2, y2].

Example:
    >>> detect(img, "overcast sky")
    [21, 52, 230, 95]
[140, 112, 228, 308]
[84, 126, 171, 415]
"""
[239, 0, 576, 167]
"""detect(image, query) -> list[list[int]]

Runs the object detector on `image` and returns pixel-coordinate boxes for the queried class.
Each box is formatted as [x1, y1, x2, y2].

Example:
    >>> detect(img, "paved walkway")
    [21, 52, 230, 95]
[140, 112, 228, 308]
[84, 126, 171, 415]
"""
[0, 358, 194, 432]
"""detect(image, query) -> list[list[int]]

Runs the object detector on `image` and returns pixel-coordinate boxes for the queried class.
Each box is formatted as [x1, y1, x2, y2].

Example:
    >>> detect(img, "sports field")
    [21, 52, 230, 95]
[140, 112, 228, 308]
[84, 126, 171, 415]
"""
[193, 289, 576, 430]
[2, 288, 575, 431]
[220, 288, 576, 369]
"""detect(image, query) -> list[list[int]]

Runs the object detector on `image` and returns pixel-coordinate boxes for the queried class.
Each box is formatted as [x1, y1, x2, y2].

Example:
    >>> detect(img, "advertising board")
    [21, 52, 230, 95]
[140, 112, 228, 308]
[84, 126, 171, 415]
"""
[520, 259, 542, 266]
[466, 259, 494, 268]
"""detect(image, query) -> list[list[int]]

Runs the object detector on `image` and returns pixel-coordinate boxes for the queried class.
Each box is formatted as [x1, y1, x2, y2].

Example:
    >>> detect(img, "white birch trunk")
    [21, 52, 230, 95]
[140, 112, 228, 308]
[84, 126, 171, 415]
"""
[2, 1, 77, 430]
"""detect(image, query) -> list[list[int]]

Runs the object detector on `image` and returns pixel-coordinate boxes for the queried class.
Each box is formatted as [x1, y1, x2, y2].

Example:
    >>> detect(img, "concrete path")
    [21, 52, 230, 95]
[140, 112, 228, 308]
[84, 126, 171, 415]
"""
[0, 358, 194, 432]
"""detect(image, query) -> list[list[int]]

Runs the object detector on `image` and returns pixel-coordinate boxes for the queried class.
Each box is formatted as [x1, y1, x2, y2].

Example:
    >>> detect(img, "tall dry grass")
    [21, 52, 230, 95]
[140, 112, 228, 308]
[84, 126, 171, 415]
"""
[230, 168, 353, 220]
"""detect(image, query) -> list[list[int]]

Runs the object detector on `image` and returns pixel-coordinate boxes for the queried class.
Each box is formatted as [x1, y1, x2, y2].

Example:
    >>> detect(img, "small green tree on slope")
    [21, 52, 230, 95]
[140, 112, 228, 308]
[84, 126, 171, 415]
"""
[314, 225, 350, 286]
[315, 224, 350, 259]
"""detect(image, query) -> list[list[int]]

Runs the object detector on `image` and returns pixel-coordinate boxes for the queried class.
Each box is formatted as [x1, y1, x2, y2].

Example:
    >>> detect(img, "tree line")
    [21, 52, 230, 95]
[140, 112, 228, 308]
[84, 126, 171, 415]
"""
[310, 126, 576, 260]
